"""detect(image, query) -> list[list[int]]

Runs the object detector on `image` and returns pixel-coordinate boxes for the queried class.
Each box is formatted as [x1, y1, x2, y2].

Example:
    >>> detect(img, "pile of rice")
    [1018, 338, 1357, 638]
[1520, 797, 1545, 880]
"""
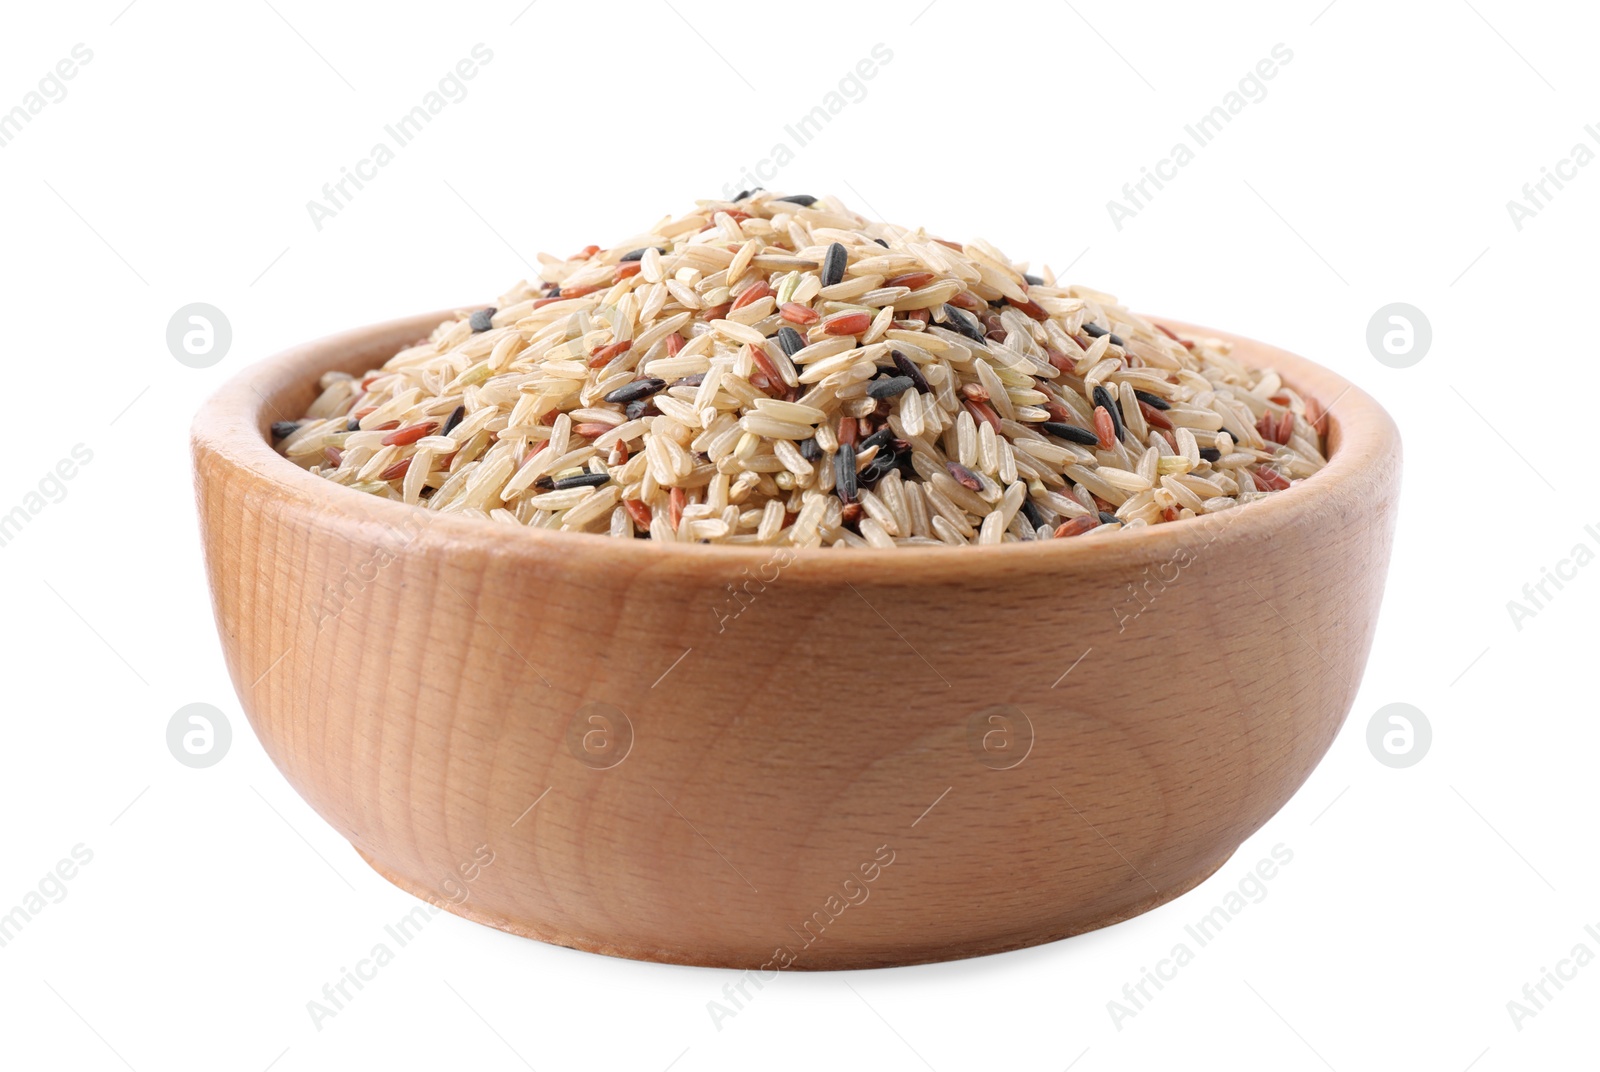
[273, 193, 1328, 548]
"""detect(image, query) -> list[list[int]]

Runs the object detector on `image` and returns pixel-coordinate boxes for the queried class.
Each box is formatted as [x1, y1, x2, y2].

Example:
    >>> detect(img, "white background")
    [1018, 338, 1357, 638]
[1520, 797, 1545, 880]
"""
[1, 0, 1595, 1069]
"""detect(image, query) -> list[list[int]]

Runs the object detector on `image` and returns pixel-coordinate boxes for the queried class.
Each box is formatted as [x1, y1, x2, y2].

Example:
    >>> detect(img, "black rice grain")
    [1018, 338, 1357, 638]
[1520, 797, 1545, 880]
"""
[469, 308, 496, 332]
[776, 194, 817, 206]
[442, 404, 467, 436]
[822, 242, 848, 288]
[858, 427, 895, 453]
[1093, 385, 1125, 441]
[1081, 322, 1125, 348]
[891, 349, 932, 395]
[1134, 390, 1170, 411]
[835, 443, 857, 502]
[867, 376, 915, 400]
[271, 421, 300, 440]
[552, 472, 612, 490]
[1042, 421, 1100, 446]
[941, 304, 988, 346]
[777, 326, 806, 357]
[861, 440, 901, 483]
[603, 377, 667, 405]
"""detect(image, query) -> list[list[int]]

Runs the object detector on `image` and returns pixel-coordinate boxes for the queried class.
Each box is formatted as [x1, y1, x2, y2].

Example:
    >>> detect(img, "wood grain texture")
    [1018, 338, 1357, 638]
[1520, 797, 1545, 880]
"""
[192, 312, 1401, 969]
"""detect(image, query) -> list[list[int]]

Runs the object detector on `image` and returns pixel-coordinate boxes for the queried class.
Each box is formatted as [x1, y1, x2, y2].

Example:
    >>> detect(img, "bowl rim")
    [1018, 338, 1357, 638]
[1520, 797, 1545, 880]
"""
[192, 308, 1401, 580]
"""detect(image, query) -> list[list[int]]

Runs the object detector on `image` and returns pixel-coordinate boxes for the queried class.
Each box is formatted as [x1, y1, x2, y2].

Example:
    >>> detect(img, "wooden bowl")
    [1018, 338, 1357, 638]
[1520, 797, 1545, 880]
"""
[192, 311, 1400, 969]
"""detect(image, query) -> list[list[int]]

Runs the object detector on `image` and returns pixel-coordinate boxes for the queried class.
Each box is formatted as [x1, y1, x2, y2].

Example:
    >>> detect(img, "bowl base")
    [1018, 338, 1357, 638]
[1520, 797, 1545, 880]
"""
[354, 846, 1235, 970]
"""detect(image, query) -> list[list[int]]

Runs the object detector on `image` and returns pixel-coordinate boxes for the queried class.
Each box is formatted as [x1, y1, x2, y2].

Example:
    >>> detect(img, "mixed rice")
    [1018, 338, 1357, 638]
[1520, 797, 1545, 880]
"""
[273, 193, 1328, 548]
